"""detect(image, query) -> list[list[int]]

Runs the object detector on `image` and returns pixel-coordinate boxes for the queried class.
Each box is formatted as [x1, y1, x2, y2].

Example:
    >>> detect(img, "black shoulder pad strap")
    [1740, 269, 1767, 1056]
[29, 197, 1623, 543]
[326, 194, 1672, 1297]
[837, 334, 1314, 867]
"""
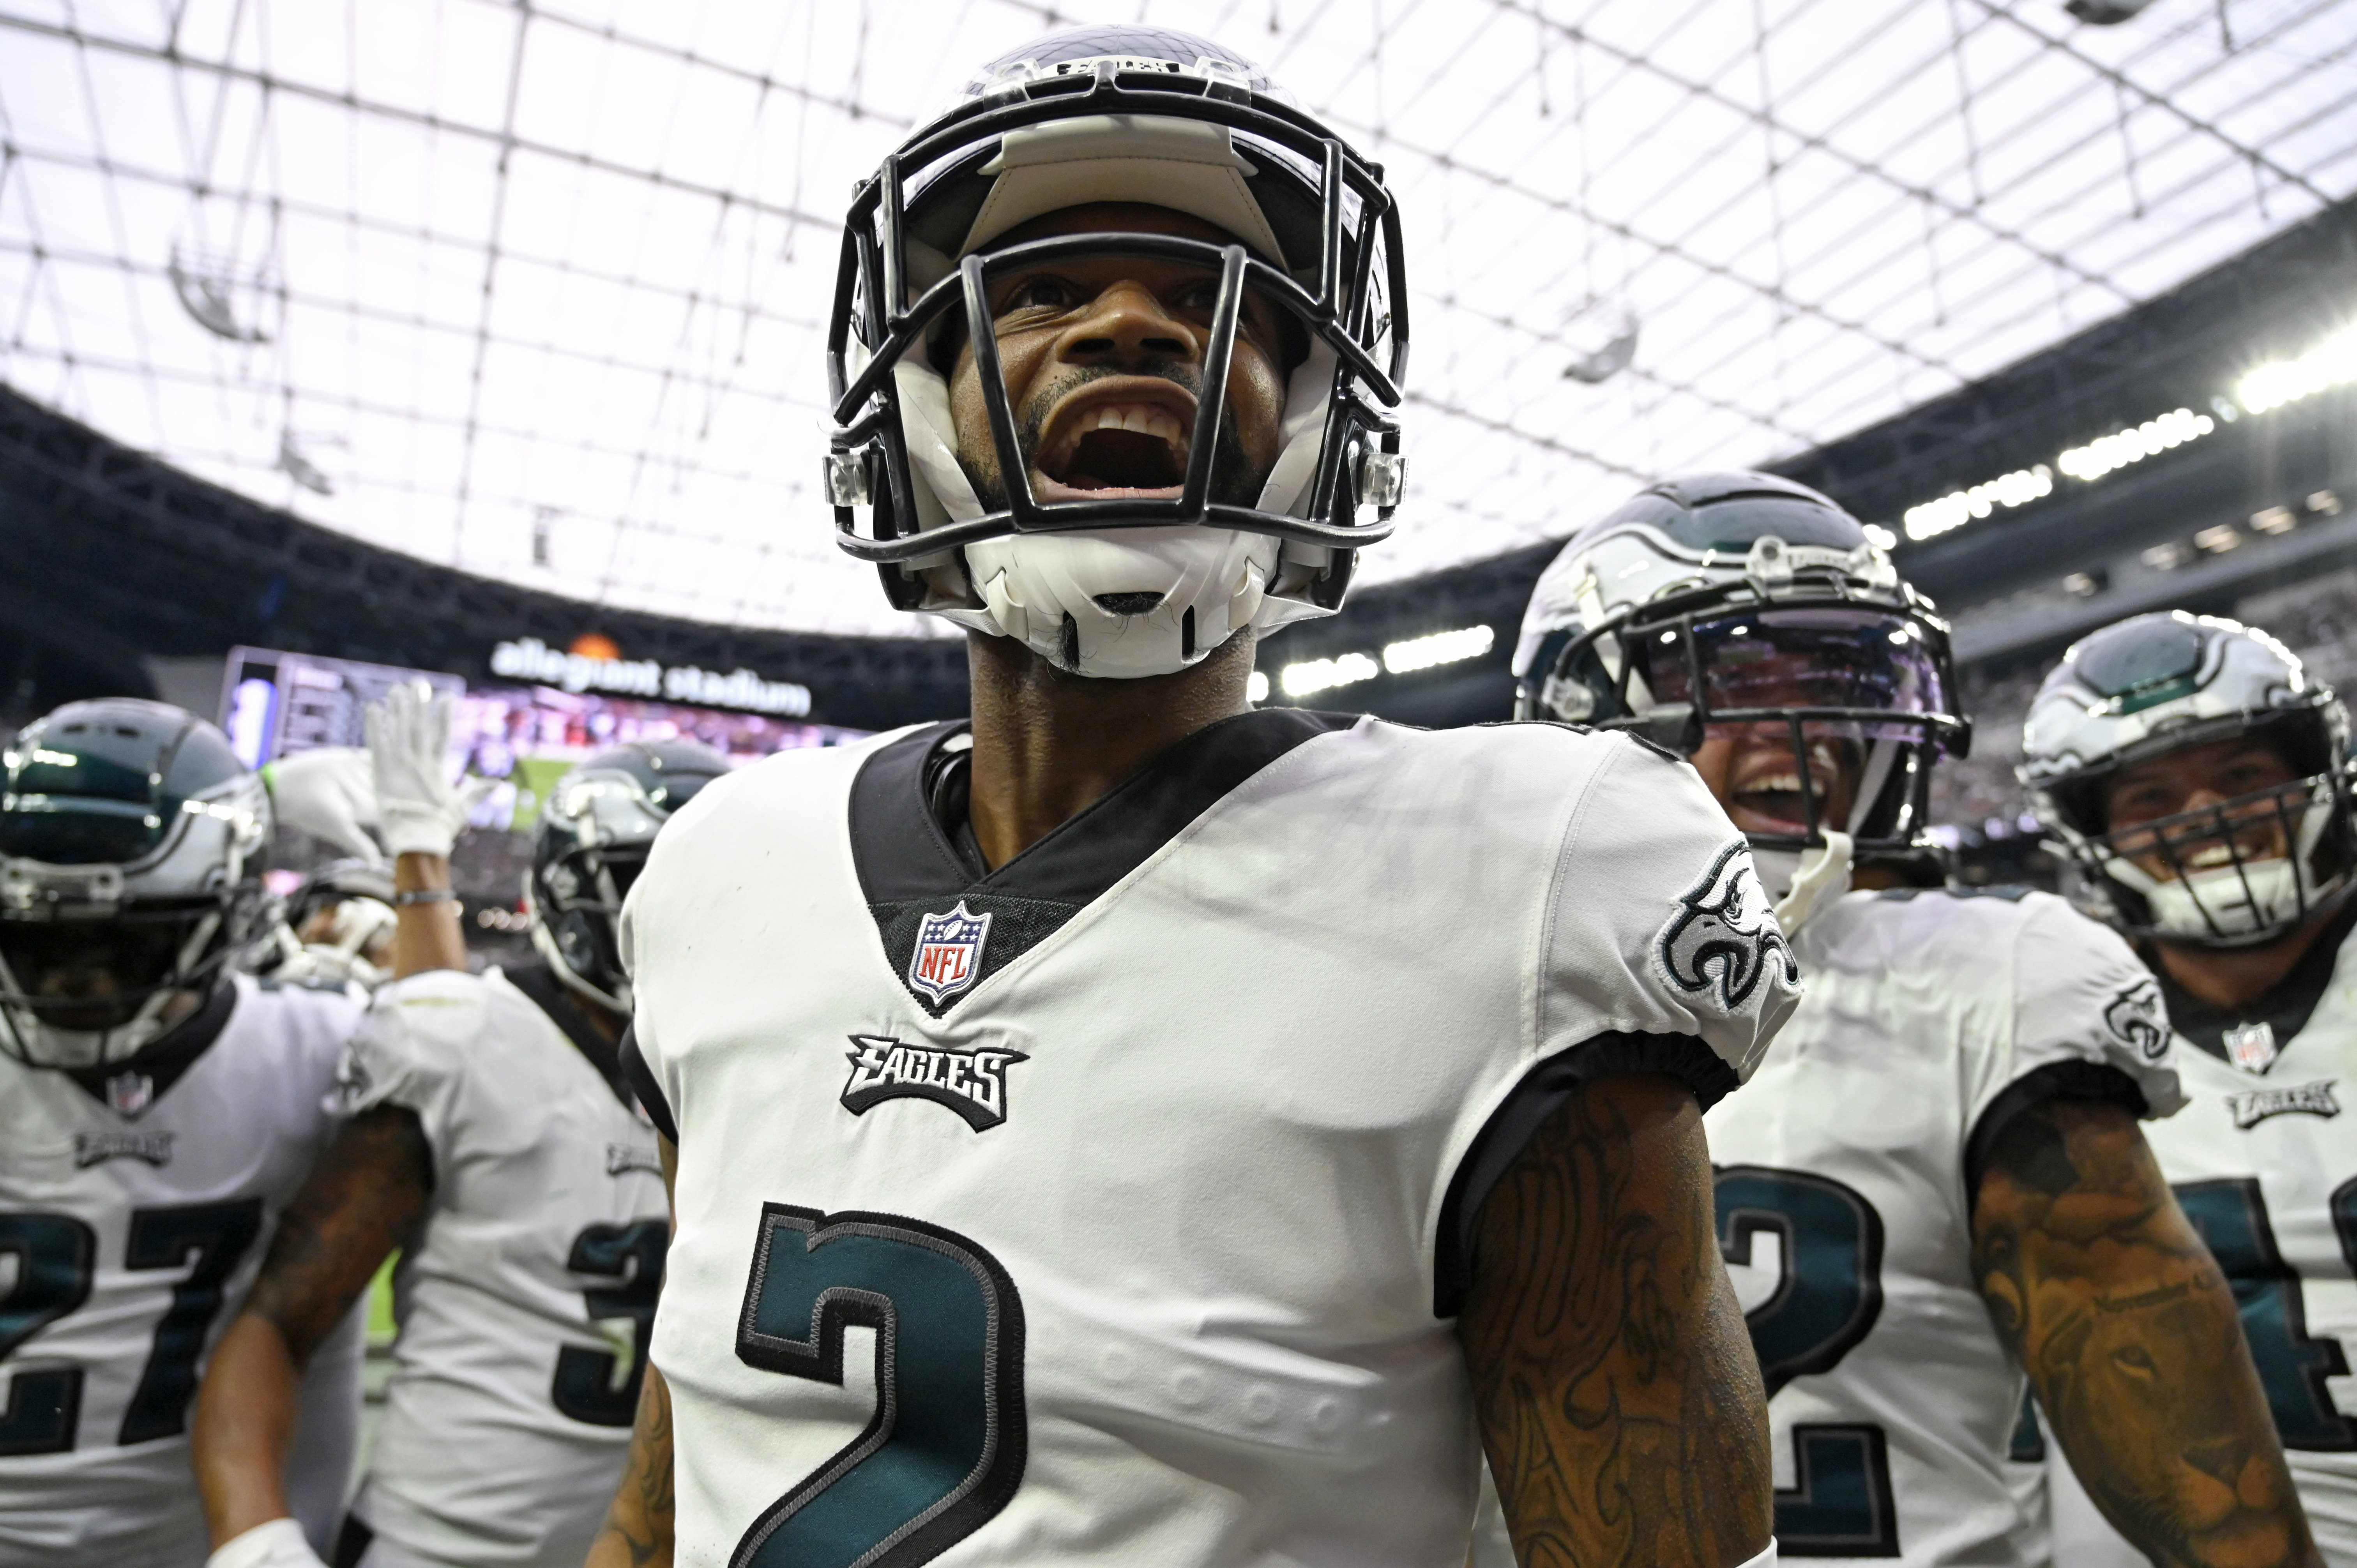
[617, 1024, 678, 1147]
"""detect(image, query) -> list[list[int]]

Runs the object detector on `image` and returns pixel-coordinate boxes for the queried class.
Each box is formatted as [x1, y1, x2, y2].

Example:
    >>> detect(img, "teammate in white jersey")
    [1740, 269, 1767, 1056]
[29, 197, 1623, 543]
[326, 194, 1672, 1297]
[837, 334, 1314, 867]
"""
[0, 699, 364, 1567]
[2023, 613, 2357, 1565]
[194, 695, 707, 1568]
[1508, 475, 2317, 1568]
[595, 25, 1799, 1568]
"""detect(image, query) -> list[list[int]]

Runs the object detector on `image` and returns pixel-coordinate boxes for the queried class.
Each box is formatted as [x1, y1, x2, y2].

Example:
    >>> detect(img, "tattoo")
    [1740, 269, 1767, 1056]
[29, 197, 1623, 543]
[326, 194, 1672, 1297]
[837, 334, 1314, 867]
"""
[1457, 1075, 1771, 1568]
[245, 1105, 433, 1364]
[590, 1364, 674, 1567]
[1974, 1098, 2318, 1568]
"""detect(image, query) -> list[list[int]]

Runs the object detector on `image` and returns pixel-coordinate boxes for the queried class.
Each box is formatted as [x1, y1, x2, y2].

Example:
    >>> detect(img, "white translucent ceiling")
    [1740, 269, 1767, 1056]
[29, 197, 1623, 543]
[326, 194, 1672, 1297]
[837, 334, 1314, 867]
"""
[2, 0, 2353, 636]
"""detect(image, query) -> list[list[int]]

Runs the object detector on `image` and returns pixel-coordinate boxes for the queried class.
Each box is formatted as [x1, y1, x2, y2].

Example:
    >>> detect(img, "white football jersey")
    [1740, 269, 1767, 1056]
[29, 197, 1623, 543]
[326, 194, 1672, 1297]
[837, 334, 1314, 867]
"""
[338, 963, 669, 1568]
[1696, 886, 2183, 1568]
[2041, 911, 2357, 1566]
[623, 711, 1800, 1568]
[0, 973, 362, 1568]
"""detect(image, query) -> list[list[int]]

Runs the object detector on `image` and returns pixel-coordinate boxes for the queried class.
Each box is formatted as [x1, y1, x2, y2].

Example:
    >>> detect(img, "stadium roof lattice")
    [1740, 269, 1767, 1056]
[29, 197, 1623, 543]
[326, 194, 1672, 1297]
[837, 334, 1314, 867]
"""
[2, 0, 2352, 636]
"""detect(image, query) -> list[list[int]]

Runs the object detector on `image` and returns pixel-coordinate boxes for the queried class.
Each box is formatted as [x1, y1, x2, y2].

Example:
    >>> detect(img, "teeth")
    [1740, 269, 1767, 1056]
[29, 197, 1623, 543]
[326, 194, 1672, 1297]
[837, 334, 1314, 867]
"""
[1082, 403, 1186, 449]
[1750, 773, 1803, 793]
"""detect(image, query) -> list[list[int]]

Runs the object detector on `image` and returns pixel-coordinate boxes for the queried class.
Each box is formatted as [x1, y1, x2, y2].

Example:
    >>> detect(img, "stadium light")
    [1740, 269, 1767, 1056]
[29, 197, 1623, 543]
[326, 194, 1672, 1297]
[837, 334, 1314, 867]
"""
[2237, 324, 2357, 416]
[1902, 466, 2054, 542]
[1383, 625, 1495, 674]
[1280, 652, 1380, 698]
[2057, 408, 2214, 482]
[1247, 670, 1270, 703]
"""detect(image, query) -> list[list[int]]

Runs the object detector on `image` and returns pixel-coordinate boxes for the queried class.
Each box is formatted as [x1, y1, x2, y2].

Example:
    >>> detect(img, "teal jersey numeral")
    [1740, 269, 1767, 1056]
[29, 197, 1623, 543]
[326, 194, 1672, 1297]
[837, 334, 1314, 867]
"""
[1716, 1166, 1899, 1557]
[732, 1204, 1025, 1568]
[2175, 1178, 2353, 1451]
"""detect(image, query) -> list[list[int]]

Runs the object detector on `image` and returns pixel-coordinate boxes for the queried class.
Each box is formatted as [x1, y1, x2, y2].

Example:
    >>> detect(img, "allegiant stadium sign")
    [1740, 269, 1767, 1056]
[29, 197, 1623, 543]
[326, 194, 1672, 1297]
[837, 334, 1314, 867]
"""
[488, 638, 813, 719]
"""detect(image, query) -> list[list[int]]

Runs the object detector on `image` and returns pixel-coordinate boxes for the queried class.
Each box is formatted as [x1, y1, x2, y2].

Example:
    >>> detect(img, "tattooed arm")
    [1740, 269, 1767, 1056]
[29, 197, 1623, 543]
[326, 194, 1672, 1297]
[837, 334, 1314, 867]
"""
[1458, 1073, 1773, 1568]
[1974, 1097, 2320, 1568]
[587, 1132, 678, 1568]
[193, 1106, 433, 1547]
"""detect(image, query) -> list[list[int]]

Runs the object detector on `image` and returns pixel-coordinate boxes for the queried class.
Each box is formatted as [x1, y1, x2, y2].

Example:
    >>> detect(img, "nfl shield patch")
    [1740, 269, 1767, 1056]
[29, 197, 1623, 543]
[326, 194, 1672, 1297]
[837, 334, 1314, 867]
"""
[106, 1071, 154, 1116]
[908, 902, 993, 1006]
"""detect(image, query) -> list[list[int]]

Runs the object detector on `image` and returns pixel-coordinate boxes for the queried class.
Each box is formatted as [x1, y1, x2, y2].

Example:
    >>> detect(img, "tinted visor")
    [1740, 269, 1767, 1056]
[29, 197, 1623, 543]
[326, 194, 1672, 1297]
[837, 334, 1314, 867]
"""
[0, 798, 173, 864]
[1640, 608, 1952, 745]
[0, 902, 217, 1030]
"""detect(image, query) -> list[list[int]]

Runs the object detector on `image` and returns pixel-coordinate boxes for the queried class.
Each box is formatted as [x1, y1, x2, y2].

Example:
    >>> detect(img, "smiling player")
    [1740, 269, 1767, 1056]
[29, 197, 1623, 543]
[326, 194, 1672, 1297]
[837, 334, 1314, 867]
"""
[2025, 613, 2357, 1564]
[1508, 477, 2316, 1568]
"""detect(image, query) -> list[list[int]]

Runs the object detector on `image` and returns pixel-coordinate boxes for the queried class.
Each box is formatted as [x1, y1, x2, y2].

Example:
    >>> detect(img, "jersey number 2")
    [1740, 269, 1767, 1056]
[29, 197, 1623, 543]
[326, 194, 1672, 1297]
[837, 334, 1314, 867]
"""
[0, 1201, 262, 1453]
[1716, 1167, 1898, 1557]
[731, 1204, 1025, 1568]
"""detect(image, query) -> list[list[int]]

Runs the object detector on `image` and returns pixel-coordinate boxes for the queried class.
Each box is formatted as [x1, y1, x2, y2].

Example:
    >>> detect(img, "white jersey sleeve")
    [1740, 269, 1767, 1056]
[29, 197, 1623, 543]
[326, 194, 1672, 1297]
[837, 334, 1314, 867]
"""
[334, 967, 668, 1568]
[337, 973, 481, 1160]
[1537, 731, 1801, 1084]
[1992, 892, 2186, 1128]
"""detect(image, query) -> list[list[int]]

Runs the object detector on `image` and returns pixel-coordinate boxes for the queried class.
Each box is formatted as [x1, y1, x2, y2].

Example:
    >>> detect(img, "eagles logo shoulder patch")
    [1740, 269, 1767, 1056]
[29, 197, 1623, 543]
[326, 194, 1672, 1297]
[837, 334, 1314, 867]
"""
[2103, 978, 2170, 1062]
[1654, 842, 1800, 1015]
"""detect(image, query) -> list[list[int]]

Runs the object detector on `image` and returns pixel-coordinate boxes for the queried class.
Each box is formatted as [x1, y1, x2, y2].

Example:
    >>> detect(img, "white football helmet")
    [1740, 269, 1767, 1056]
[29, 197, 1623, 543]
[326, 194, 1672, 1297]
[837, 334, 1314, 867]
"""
[823, 24, 1408, 678]
[1514, 473, 1968, 917]
[0, 699, 272, 1069]
[253, 859, 397, 992]
[2021, 612, 2357, 946]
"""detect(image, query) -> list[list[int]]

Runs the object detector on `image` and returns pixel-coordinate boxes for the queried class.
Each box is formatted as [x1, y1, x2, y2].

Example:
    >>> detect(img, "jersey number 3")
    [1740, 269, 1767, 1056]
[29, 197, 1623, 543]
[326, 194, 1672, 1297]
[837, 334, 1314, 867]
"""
[731, 1204, 1025, 1568]
[1716, 1167, 1898, 1557]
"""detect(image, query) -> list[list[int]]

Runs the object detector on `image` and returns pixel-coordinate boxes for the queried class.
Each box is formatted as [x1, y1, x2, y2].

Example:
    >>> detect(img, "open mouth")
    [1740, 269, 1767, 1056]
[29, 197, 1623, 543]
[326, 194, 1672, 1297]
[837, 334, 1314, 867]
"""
[1030, 381, 1195, 502]
[1727, 742, 1845, 831]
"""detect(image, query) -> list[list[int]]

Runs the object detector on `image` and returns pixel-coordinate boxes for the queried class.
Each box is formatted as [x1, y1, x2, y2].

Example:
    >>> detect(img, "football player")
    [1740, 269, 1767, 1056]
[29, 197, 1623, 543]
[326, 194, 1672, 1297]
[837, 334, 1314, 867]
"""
[193, 686, 707, 1568]
[1504, 476, 2318, 1568]
[2023, 612, 2357, 1564]
[248, 860, 398, 994]
[594, 26, 1800, 1568]
[0, 699, 364, 1566]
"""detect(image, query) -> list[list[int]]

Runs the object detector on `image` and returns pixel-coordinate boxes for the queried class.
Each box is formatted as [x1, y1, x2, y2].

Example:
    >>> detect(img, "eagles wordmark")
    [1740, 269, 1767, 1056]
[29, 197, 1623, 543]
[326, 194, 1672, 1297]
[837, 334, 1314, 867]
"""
[842, 1034, 1028, 1132]
[2226, 1079, 2339, 1129]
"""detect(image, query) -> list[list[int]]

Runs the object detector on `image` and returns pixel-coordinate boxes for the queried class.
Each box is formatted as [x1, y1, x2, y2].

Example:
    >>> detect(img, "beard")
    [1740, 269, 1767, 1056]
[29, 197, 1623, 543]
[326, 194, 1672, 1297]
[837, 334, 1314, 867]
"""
[952, 360, 1277, 513]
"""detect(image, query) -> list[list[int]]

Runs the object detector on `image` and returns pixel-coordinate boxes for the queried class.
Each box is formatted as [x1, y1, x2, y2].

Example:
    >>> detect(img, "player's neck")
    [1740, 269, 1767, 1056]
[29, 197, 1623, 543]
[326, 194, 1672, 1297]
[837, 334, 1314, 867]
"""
[965, 629, 1258, 869]
[2149, 909, 2338, 1012]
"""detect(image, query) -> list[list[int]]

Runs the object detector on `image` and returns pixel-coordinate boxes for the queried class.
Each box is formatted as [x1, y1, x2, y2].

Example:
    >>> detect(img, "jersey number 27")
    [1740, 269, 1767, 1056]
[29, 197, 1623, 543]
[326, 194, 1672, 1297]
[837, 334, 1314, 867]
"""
[0, 1201, 261, 1453]
[1716, 1167, 1897, 1557]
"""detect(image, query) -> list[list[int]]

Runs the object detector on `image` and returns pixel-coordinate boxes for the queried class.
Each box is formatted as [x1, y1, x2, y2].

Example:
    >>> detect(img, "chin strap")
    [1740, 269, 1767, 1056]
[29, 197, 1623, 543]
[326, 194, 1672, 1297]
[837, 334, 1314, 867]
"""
[1774, 830, 1854, 935]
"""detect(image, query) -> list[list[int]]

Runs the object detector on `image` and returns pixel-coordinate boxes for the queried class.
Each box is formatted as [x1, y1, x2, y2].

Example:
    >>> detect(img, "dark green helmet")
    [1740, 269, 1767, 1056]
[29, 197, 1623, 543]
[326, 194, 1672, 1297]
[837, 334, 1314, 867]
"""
[0, 699, 272, 1068]
[527, 738, 731, 1012]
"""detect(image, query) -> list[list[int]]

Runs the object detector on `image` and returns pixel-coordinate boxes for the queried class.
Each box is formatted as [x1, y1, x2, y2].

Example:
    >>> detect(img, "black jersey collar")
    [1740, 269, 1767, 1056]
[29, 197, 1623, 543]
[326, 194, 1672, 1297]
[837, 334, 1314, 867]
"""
[59, 977, 239, 1115]
[850, 708, 1356, 1015]
[2150, 899, 2357, 1069]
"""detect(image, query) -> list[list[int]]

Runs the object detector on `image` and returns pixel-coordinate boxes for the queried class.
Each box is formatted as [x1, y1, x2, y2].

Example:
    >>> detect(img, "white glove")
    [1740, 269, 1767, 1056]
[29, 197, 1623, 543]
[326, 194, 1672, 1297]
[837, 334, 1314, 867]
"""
[365, 682, 468, 860]
[262, 747, 384, 865]
[207, 1517, 329, 1568]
